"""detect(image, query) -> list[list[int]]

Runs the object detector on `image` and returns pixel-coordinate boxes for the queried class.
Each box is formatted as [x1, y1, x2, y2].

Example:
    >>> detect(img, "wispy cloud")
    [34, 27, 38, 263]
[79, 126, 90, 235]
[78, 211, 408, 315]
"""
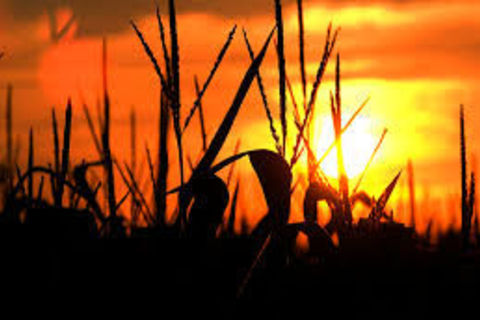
[2, 0, 478, 36]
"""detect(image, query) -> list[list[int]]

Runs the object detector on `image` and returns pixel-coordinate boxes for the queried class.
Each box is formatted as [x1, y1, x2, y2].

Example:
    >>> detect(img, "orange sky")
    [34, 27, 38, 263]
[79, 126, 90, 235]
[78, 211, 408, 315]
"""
[0, 0, 479, 234]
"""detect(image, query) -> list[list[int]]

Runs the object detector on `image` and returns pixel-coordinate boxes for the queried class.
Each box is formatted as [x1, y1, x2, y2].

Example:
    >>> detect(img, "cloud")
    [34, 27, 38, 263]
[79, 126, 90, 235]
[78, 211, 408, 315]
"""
[5, 0, 273, 37]
[4, 0, 153, 36]
[3, 0, 476, 37]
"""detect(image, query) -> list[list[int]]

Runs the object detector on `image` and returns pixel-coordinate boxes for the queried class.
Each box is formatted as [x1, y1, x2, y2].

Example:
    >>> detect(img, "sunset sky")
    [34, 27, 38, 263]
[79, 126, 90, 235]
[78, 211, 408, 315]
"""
[0, 0, 479, 232]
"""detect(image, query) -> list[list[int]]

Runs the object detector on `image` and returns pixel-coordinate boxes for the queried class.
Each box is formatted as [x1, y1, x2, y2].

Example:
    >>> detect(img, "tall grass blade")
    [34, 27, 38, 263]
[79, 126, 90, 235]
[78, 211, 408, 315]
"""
[51, 108, 60, 202]
[242, 28, 281, 154]
[469, 172, 475, 224]
[460, 104, 470, 247]
[102, 38, 117, 219]
[167, 0, 188, 228]
[296, 0, 306, 108]
[470, 172, 477, 242]
[115, 190, 131, 212]
[353, 128, 387, 194]
[207, 151, 252, 177]
[307, 24, 337, 112]
[332, 54, 351, 224]
[57, 99, 72, 207]
[156, 6, 171, 85]
[275, 0, 287, 156]
[156, 88, 169, 228]
[130, 21, 171, 99]
[169, 0, 180, 110]
[194, 76, 207, 152]
[182, 25, 237, 132]
[407, 159, 416, 229]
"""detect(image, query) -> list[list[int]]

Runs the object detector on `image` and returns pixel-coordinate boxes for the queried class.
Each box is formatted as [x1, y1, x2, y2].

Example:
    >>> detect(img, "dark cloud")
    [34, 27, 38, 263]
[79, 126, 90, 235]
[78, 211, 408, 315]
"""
[6, 0, 291, 36]
[5, 0, 472, 37]
[6, 0, 153, 36]
[6, 0, 280, 37]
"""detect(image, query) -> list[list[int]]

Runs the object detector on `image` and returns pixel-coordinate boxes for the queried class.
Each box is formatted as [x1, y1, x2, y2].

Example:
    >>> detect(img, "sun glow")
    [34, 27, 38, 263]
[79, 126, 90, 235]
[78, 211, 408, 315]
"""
[38, 39, 102, 105]
[315, 116, 378, 179]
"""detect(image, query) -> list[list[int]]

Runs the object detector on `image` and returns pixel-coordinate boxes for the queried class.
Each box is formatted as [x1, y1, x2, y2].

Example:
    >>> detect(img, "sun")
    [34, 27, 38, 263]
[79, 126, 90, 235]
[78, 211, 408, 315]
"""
[315, 115, 378, 179]
[37, 38, 102, 106]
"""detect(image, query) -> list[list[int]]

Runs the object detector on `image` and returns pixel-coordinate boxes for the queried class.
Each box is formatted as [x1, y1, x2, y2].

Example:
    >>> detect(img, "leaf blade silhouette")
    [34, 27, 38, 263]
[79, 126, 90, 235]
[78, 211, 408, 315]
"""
[193, 26, 275, 175]
[249, 149, 292, 226]
[375, 170, 402, 215]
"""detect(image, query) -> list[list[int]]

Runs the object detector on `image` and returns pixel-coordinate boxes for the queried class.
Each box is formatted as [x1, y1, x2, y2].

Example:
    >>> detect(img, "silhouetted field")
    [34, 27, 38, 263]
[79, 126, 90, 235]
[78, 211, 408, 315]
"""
[0, 0, 479, 317]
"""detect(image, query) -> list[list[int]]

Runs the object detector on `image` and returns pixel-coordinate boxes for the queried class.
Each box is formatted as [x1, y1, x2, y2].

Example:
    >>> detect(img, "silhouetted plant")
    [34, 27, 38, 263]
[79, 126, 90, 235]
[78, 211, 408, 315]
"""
[250, 149, 292, 235]
[407, 159, 416, 229]
[187, 174, 229, 240]
[460, 104, 475, 248]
